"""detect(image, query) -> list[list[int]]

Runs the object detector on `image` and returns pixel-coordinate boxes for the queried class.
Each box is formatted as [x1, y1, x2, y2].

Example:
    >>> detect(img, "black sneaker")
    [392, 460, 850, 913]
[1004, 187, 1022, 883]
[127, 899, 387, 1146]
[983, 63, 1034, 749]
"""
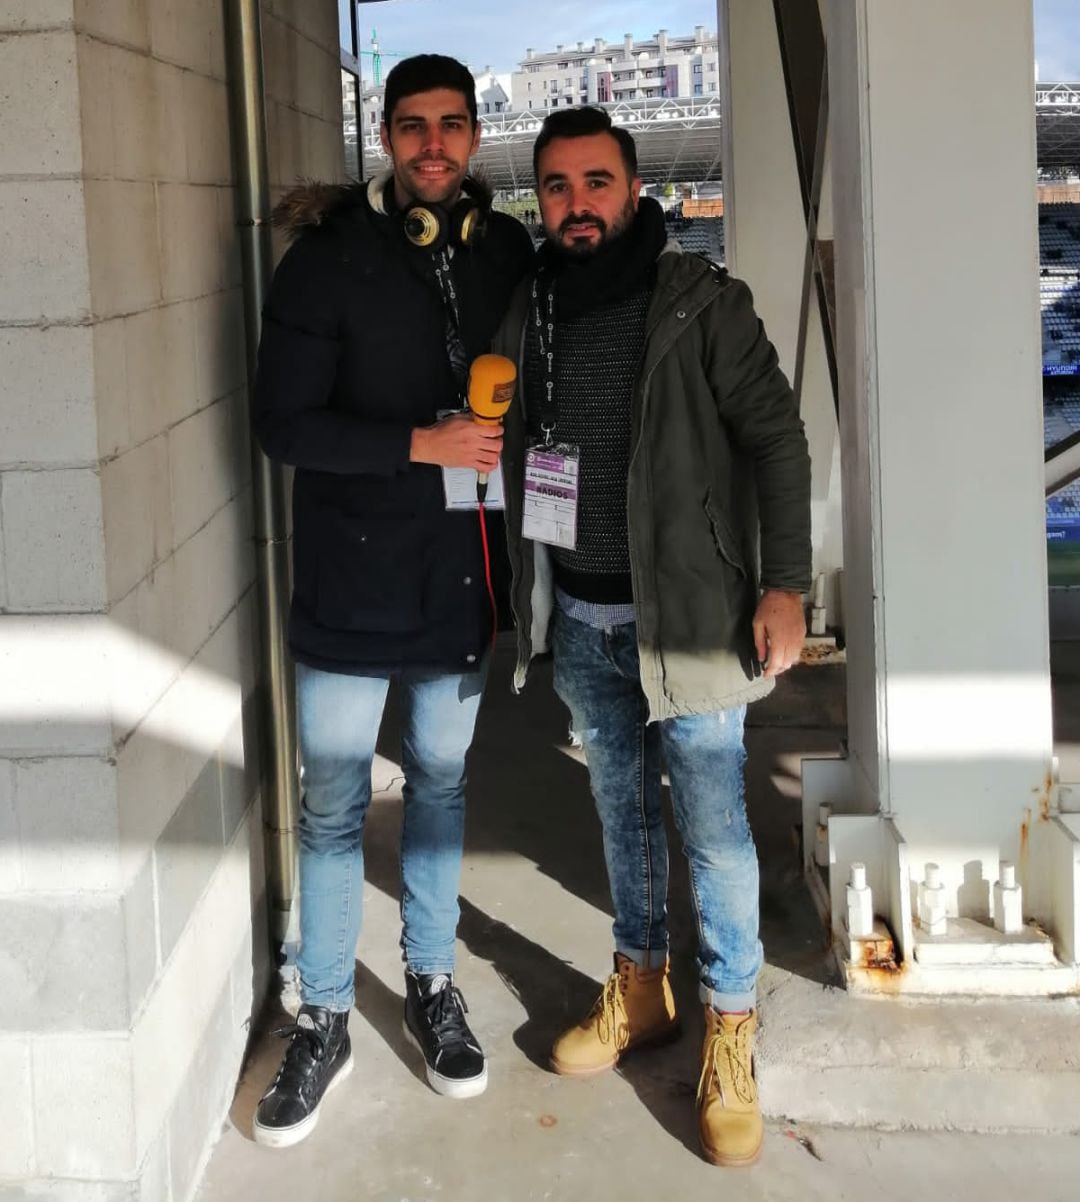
[253, 1004, 353, 1148]
[403, 972, 488, 1099]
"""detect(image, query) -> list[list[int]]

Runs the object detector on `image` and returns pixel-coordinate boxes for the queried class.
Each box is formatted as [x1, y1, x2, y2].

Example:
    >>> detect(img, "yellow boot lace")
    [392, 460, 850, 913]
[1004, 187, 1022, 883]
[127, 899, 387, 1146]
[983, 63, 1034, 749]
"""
[586, 971, 628, 1048]
[696, 1016, 755, 1108]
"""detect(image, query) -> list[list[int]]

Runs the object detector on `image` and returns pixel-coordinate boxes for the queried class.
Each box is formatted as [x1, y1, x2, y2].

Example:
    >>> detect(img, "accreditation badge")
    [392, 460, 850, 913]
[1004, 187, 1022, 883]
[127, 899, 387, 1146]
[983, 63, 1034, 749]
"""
[522, 440, 580, 550]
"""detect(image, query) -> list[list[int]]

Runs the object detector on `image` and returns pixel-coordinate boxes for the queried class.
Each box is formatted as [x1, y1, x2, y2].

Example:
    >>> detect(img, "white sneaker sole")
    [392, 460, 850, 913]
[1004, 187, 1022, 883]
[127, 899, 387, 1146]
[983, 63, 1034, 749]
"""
[252, 1052, 354, 1149]
[402, 1020, 488, 1099]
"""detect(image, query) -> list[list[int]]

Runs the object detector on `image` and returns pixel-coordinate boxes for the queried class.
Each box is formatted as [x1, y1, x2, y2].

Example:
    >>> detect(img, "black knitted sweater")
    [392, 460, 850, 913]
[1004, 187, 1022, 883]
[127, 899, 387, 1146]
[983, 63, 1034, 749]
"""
[525, 199, 667, 603]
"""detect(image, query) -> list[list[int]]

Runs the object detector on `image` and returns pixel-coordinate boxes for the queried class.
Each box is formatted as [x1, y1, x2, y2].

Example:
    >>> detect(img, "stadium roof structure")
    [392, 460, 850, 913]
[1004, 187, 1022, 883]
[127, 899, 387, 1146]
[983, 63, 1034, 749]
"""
[358, 86, 1080, 190]
[362, 96, 725, 189]
[1037, 83, 1080, 171]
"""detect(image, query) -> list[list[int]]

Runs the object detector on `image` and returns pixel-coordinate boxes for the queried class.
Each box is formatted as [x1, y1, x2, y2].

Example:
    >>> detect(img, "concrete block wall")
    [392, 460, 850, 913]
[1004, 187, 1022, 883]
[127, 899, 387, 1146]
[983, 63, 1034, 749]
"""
[263, 0, 343, 200]
[0, 2, 342, 1199]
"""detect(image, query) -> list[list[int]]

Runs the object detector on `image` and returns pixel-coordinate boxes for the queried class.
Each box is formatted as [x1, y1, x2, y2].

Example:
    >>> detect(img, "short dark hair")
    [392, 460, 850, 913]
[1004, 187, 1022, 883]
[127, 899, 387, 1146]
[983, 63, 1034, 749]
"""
[383, 54, 478, 130]
[532, 106, 638, 183]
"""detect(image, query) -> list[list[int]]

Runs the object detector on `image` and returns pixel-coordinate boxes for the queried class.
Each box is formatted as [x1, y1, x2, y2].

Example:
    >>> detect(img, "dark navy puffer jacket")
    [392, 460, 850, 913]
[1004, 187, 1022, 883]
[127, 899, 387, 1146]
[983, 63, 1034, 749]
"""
[253, 173, 533, 673]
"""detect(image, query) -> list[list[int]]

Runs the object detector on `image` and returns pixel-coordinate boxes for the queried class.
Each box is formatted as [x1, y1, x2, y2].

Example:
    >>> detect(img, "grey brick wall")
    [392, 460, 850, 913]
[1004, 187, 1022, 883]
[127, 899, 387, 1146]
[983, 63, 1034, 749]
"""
[0, 2, 344, 1197]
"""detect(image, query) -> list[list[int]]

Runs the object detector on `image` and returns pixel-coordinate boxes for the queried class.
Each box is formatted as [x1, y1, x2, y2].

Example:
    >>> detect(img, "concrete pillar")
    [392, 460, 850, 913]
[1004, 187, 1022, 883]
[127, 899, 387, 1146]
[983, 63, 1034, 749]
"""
[810, 0, 1077, 989]
[0, 1, 343, 1196]
[717, 0, 843, 621]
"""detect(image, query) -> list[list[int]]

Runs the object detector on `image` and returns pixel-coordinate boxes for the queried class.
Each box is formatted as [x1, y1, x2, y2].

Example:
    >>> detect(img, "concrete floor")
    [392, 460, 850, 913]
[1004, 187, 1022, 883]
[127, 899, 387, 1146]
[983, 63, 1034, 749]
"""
[197, 646, 1080, 1202]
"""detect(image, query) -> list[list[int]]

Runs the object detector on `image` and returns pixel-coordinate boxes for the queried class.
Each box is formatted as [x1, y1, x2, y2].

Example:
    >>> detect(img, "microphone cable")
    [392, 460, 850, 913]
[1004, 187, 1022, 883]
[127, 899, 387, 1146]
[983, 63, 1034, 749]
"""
[465, 354, 517, 654]
[476, 497, 498, 650]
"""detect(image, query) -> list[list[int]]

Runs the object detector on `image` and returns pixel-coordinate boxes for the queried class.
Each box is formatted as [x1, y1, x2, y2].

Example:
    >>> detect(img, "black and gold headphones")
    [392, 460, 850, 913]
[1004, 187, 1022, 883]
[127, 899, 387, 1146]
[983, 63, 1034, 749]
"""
[400, 180, 488, 251]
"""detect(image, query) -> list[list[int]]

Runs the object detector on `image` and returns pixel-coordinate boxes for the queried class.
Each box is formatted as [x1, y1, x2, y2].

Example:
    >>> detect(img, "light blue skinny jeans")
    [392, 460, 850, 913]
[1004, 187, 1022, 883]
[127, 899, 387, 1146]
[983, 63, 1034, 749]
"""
[552, 610, 762, 1012]
[295, 660, 485, 1012]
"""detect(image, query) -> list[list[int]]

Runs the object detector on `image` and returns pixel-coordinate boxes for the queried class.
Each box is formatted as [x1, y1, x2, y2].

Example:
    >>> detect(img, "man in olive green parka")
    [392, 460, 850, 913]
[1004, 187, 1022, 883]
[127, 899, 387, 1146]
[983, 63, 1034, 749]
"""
[494, 107, 811, 1168]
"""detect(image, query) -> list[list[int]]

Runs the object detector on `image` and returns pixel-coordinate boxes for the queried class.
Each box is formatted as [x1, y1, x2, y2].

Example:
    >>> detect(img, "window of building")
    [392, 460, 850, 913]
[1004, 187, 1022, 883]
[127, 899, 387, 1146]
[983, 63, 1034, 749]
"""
[337, 0, 354, 54]
[579, 75, 587, 88]
[565, 77, 572, 88]
[693, 63, 703, 75]
[550, 79, 558, 93]
[693, 82, 703, 95]
[339, 2, 360, 178]
[341, 70, 360, 178]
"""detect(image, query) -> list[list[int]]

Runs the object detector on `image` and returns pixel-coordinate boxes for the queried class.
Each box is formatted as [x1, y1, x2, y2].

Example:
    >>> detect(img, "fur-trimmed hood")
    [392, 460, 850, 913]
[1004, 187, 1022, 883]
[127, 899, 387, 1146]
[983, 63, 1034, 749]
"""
[271, 170, 494, 241]
[270, 179, 367, 240]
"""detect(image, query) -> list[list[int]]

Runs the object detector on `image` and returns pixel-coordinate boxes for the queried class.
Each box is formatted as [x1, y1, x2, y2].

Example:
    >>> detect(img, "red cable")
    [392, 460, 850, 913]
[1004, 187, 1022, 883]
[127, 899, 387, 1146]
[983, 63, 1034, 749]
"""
[477, 502, 498, 647]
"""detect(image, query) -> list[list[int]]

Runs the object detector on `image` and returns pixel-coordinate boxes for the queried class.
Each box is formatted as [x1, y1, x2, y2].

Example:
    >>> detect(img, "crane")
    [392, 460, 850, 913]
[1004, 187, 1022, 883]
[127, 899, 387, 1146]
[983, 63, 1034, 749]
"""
[356, 28, 409, 86]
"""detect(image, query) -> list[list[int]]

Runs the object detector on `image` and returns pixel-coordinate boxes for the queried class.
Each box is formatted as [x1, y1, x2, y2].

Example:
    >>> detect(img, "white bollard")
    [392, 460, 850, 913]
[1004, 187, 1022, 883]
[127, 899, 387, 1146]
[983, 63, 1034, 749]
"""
[814, 804, 831, 868]
[917, 862, 947, 936]
[993, 861, 1024, 935]
[846, 861, 874, 938]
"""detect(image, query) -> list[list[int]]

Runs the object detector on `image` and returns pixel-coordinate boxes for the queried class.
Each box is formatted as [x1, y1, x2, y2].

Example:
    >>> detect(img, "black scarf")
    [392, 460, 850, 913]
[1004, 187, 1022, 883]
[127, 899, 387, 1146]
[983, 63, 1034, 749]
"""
[536, 196, 668, 320]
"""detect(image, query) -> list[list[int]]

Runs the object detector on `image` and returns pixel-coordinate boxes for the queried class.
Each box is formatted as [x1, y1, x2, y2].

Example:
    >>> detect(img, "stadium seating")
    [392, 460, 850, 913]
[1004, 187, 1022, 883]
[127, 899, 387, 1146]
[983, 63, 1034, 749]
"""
[1042, 204, 1080, 539]
[1039, 204, 1080, 269]
[666, 214, 725, 265]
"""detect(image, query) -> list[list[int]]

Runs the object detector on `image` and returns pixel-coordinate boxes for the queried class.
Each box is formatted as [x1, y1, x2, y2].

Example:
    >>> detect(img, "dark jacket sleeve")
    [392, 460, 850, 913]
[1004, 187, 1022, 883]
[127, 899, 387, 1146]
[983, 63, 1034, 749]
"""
[252, 236, 412, 476]
[705, 277, 813, 594]
[504, 218, 536, 292]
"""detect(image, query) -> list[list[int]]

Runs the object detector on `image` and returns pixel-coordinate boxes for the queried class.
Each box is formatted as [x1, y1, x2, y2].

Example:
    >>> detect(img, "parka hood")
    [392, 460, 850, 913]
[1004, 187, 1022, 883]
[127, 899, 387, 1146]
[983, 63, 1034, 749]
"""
[271, 180, 367, 240]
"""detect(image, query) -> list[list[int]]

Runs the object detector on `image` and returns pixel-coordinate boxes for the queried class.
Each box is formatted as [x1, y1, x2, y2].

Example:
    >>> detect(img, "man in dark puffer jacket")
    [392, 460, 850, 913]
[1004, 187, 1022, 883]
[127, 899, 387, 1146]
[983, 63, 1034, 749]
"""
[251, 55, 532, 1147]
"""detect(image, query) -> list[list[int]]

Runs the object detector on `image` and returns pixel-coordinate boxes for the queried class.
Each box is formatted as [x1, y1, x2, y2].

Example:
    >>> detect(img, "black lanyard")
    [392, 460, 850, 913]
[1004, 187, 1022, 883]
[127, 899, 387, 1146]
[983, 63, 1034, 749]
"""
[433, 248, 469, 397]
[531, 274, 558, 445]
[433, 249, 462, 332]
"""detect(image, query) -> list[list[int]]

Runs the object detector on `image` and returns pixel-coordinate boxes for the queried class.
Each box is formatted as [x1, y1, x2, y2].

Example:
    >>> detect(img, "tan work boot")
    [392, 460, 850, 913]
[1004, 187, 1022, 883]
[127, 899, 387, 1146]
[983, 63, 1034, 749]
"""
[550, 953, 679, 1076]
[697, 1007, 763, 1167]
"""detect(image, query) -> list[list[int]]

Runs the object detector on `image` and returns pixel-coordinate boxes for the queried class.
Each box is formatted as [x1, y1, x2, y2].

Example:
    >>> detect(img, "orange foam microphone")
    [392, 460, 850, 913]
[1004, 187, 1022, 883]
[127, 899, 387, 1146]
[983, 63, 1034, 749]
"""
[467, 353, 517, 501]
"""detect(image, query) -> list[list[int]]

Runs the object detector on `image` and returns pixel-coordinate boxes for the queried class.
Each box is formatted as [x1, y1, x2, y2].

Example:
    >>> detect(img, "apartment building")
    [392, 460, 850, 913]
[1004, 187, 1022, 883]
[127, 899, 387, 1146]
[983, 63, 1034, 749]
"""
[510, 27, 720, 111]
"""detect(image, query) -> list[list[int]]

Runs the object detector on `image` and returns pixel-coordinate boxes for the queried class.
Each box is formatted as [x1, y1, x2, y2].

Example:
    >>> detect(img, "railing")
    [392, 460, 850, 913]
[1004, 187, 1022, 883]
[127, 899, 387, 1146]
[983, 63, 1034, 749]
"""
[359, 96, 725, 188]
[360, 94, 724, 156]
[1038, 82, 1080, 108]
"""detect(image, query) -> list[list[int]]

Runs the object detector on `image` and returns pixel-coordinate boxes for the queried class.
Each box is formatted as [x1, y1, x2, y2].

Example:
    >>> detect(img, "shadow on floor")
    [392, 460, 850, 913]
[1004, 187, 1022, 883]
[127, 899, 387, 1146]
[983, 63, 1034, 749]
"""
[372, 649, 842, 989]
[228, 648, 844, 1151]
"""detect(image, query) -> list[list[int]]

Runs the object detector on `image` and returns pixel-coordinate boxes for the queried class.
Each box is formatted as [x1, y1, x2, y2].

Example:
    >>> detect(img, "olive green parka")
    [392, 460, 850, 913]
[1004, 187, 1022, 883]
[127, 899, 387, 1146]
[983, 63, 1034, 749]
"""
[494, 243, 812, 721]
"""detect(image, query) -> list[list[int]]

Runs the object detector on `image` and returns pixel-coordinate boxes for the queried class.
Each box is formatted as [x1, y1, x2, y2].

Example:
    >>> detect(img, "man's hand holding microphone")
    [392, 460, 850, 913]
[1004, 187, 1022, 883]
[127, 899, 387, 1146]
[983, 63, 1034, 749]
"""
[409, 355, 517, 500]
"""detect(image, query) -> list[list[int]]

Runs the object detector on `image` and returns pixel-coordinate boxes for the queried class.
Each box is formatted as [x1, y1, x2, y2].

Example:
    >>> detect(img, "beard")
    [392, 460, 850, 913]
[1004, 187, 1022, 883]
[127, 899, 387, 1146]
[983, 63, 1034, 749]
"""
[551, 197, 637, 260]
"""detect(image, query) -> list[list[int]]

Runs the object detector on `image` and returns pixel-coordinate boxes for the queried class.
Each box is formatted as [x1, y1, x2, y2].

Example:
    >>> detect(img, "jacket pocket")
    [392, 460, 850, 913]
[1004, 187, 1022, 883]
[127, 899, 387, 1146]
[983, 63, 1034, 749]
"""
[703, 489, 746, 577]
[314, 510, 429, 634]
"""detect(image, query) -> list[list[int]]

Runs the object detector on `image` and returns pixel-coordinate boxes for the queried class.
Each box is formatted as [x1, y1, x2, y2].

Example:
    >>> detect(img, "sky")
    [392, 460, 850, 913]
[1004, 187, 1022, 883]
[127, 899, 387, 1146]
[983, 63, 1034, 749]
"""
[345, 0, 1080, 81]
[1036, 0, 1080, 81]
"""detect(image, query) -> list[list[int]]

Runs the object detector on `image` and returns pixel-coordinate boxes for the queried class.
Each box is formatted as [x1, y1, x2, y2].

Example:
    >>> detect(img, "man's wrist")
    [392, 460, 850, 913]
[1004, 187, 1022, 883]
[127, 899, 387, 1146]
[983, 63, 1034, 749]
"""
[409, 425, 432, 464]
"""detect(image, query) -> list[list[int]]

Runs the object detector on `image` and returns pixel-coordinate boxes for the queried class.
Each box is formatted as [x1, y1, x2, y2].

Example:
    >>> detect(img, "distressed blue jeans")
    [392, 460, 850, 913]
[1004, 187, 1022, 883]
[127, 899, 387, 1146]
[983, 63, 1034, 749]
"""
[552, 611, 762, 1012]
[295, 660, 486, 1011]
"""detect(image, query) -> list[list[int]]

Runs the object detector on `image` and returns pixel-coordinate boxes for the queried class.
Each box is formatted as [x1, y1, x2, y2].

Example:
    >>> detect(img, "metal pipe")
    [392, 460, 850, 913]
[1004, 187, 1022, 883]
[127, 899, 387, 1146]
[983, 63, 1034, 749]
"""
[224, 0, 299, 949]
